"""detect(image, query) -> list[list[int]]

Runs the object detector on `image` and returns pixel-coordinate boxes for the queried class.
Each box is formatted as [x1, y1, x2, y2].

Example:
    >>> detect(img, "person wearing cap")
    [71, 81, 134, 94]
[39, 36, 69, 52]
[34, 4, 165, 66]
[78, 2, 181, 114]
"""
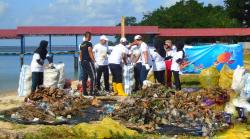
[80, 32, 97, 96]
[164, 40, 176, 88]
[108, 37, 128, 96]
[133, 35, 153, 86]
[93, 35, 110, 94]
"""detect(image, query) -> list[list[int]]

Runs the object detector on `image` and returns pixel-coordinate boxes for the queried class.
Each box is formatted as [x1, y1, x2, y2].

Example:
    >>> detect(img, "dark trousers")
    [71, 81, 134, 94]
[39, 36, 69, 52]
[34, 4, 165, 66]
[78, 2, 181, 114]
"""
[172, 70, 181, 90]
[109, 64, 122, 83]
[81, 60, 96, 95]
[134, 63, 142, 91]
[96, 65, 110, 91]
[154, 70, 165, 85]
[31, 72, 44, 92]
[140, 65, 150, 85]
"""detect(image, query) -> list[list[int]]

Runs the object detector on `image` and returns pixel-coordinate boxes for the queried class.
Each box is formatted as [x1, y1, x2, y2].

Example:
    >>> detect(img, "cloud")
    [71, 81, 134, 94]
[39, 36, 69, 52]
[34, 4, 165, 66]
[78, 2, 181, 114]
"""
[21, 0, 148, 25]
[0, 1, 8, 16]
[0, 0, 224, 28]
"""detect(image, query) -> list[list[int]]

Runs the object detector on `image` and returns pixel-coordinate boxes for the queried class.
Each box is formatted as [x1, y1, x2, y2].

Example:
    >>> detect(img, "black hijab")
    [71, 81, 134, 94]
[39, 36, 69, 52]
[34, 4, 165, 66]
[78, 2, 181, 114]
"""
[154, 40, 166, 58]
[175, 41, 185, 58]
[34, 40, 48, 60]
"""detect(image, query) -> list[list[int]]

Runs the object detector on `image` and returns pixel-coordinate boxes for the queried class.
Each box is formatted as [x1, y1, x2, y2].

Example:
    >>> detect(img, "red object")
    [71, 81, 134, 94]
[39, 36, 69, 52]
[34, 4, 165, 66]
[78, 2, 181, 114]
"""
[1, 26, 250, 38]
[17, 26, 159, 35]
[165, 60, 172, 88]
[64, 79, 72, 89]
[217, 52, 232, 63]
[0, 29, 19, 39]
[77, 84, 83, 93]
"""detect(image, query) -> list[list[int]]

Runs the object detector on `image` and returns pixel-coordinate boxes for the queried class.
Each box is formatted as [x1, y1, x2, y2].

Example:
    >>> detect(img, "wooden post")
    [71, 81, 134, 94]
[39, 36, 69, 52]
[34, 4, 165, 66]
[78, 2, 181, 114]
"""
[121, 16, 125, 38]
[74, 35, 78, 79]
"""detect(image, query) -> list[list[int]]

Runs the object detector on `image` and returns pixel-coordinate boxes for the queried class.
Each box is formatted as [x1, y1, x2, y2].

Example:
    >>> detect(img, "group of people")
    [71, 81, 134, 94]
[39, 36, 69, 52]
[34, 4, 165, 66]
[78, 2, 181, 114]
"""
[30, 31, 185, 96]
[78, 32, 185, 96]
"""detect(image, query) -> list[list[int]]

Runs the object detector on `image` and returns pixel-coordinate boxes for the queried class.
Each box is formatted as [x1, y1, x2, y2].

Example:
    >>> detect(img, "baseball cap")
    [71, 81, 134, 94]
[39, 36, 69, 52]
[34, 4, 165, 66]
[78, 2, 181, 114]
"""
[134, 35, 142, 40]
[100, 35, 108, 41]
[120, 37, 127, 43]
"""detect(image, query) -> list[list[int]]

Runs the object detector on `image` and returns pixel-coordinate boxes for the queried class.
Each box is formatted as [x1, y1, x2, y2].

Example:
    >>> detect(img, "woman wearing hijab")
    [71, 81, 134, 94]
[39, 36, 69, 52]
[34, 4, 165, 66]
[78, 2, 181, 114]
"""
[30, 40, 52, 92]
[152, 41, 166, 85]
[170, 41, 185, 91]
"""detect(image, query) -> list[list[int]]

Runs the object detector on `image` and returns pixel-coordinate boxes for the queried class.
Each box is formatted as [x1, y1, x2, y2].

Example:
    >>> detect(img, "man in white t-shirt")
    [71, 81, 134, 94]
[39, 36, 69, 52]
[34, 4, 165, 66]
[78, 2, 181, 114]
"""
[93, 35, 110, 93]
[108, 37, 128, 96]
[133, 35, 153, 85]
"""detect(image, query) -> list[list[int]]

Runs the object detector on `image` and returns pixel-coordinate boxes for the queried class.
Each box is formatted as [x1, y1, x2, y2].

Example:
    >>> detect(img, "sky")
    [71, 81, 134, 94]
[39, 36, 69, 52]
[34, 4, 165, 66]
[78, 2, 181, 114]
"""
[0, 0, 224, 29]
[0, 0, 224, 46]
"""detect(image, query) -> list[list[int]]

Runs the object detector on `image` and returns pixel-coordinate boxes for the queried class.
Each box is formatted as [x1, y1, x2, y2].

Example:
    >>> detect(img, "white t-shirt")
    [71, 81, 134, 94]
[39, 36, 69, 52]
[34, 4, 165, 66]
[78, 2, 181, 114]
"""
[108, 44, 127, 64]
[139, 42, 153, 66]
[131, 45, 141, 63]
[171, 51, 184, 71]
[31, 53, 45, 72]
[152, 50, 166, 71]
[93, 43, 109, 66]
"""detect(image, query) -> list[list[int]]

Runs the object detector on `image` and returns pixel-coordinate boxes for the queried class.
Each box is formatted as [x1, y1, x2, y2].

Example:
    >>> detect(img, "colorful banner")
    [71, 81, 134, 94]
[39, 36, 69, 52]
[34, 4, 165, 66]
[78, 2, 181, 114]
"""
[182, 43, 244, 74]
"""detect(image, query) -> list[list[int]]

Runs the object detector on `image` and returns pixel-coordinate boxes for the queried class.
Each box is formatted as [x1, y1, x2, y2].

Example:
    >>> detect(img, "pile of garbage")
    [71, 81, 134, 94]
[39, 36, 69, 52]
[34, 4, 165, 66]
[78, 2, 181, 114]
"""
[112, 84, 232, 136]
[2, 87, 92, 123]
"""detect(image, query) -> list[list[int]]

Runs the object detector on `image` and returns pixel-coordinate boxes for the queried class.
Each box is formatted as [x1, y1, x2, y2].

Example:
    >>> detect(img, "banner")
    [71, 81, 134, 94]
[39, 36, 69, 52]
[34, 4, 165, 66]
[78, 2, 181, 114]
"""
[182, 43, 244, 74]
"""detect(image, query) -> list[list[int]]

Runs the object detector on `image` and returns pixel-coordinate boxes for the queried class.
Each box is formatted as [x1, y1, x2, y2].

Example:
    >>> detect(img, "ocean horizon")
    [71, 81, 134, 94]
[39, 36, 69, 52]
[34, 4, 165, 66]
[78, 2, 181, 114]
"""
[0, 54, 78, 93]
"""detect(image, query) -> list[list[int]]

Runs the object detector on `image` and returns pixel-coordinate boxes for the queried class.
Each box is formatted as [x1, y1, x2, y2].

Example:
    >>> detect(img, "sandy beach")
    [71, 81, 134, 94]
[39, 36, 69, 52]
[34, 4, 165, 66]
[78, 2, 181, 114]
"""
[0, 91, 48, 139]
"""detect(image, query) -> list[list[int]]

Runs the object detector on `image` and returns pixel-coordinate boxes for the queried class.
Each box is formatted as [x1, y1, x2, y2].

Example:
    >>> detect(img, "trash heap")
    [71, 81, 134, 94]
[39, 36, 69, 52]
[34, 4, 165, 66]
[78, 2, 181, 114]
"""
[3, 87, 92, 123]
[112, 84, 232, 136]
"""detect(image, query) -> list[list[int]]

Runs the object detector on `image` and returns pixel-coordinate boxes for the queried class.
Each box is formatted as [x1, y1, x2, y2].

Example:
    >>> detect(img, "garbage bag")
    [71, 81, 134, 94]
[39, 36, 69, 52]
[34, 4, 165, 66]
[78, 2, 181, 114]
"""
[44, 68, 59, 88]
[231, 66, 246, 93]
[224, 101, 237, 115]
[73, 117, 138, 139]
[123, 65, 135, 95]
[241, 73, 250, 98]
[54, 63, 65, 89]
[147, 68, 155, 83]
[219, 64, 234, 89]
[199, 66, 220, 89]
[18, 65, 32, 97]
[232, 97, 250, 112]
[215, 124, 250, 139]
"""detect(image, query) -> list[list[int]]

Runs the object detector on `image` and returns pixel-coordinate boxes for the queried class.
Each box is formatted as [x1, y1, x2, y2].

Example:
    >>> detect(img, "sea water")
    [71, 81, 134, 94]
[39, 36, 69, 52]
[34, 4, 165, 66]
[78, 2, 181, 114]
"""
[0, 55, 77, 93]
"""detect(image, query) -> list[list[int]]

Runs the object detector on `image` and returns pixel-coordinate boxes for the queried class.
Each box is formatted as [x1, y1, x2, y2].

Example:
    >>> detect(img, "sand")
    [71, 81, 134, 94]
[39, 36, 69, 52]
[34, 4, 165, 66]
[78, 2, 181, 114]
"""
[0, 91, 45, 139]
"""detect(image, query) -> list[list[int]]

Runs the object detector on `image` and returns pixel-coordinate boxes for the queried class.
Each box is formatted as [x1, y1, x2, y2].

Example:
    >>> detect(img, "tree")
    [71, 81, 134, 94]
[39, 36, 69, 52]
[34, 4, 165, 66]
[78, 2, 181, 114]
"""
[224, 0, 250, 27]
[140, 0, 240, 28]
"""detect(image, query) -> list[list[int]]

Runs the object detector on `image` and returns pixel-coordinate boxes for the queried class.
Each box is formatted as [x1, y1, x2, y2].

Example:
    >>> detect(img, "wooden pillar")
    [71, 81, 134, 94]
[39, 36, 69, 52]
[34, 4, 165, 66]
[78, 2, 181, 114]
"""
[121, 16, 125, 38]
[20, 36, 24, 68]
[74, 35, 79, 79]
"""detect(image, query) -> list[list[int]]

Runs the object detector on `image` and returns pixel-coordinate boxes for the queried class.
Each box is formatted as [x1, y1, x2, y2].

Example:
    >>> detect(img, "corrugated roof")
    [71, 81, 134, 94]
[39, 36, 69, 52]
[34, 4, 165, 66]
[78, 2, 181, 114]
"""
[0, 29, 19, 39]
[159, 28, 250, 37]
[0, 26, 249, 38]
[17, 26, 159, 35]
